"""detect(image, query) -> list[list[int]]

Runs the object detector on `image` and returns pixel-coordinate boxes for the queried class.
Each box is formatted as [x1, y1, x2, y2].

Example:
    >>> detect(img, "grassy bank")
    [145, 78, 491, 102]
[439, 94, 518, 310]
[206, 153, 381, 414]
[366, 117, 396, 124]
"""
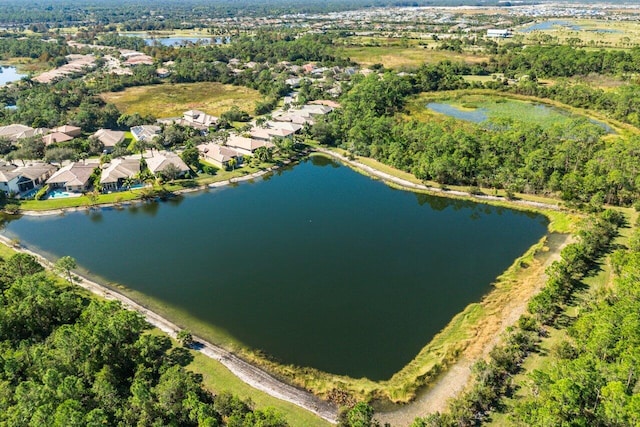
[100, 82, 261, 118]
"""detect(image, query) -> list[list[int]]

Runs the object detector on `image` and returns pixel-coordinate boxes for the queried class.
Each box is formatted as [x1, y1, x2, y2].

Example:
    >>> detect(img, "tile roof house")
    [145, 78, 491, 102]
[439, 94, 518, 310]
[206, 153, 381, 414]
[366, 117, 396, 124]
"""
[100, 158, 141, 191]
[145, 151, 190, 177]
[197, 143, 241, 168]
[46, 162, 98, 192]
[15, 127, 50, 140]
[0, 124, 34, 141]
[50, 125, 82, 137]
[0, 162, 57, 195]
[225, 135, 273, 156]
[92, 129, 125, 153]
[42, 132, 74, 146]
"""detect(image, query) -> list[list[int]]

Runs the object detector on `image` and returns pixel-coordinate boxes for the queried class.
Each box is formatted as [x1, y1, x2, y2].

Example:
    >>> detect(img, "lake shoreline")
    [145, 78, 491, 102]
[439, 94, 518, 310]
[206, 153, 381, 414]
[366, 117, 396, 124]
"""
[17, 164, 282, 217]
[1, 148, 577, 425]
[17, 146, 562, 217]
[0, 233, 340, 424]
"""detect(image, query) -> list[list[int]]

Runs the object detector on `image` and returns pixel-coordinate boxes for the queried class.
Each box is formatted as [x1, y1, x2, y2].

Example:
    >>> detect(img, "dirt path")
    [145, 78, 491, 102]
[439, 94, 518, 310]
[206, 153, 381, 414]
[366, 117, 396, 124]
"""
[0, 236, 339, 424]
[314, 148, 561, 211]
[374, 233, 571, 426]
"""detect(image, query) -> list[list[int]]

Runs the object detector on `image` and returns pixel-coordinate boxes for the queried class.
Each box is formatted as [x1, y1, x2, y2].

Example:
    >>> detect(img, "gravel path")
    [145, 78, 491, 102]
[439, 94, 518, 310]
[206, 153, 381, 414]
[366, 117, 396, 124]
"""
[0, 236, 339, 424]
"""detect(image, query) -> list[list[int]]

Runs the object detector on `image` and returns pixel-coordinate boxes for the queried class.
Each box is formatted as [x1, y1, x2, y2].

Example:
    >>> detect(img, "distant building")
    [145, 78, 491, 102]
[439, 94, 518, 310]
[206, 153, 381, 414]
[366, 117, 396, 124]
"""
[487, 29, 512, 38]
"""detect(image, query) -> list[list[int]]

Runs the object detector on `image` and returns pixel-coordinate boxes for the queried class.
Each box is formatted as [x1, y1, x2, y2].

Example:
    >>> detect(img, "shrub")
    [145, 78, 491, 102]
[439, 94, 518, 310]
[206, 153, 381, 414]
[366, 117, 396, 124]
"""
[35, 184, 49, 200]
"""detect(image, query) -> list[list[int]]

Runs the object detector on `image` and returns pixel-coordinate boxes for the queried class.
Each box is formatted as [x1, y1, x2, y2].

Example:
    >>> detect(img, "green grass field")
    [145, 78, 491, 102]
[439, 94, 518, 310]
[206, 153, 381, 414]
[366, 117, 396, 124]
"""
[337, 45, 488, 69]
[100, 82, 262, 118]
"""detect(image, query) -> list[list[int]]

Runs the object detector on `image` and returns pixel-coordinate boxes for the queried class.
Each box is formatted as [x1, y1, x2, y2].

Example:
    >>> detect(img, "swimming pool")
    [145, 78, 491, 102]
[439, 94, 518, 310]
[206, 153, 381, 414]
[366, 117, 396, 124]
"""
[46, 189, 82, 199]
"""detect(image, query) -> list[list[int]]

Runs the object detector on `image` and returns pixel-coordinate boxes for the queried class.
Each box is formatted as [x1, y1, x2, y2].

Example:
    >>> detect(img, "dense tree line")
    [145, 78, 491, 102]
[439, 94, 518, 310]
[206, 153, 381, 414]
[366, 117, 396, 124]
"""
[412, 210, 625, 427]
[491, 45, 640, 79]
[316, 73, 640, 206]
[0, 35, 68, 64]
[512, 223, 640, 426]
[0, 252, 288, 426]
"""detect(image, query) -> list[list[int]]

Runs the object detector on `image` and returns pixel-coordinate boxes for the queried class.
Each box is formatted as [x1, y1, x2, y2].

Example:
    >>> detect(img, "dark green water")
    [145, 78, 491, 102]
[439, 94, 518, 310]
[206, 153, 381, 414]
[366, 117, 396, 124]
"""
[2, 156, 548, 380]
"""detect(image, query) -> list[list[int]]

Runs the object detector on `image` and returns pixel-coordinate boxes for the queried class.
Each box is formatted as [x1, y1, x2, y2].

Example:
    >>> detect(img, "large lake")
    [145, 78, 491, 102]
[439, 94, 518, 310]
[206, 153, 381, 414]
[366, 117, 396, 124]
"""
[2, 156, 548, 380]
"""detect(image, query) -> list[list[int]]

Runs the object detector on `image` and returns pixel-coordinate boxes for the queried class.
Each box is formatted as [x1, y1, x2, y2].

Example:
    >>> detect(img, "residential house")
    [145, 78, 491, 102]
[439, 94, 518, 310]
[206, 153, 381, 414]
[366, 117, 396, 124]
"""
[182, 110, 218, 129]
[197, 143, 241, 168]
[0, 163, 20, 194]
[225, 135, 273, 156]
[0, 162, 57, 195]
[131, 125, 161, 142]
[265, 121, 303, 133]
[50, 125, 82, 137]
[0, 124, 34, 141]
[14, 163, 57, 193]
[92, 129, 125, 153]
[46, 162, 97, 193]
[145, 151, 190, 178]
[42, 132, 74, 146]
[15, 127, 50, 140]
[100, 158, 141, 191]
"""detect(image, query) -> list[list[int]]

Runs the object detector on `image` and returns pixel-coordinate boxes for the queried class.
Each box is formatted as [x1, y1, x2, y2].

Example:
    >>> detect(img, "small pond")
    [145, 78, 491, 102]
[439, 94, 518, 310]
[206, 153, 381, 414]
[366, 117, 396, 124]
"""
[427, 101, 614, 133]
[0, 66, 26, 85]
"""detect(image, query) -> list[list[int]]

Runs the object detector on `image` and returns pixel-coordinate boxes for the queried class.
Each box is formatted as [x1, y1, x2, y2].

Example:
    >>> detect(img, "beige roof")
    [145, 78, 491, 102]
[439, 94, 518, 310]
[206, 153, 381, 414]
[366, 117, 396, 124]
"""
[42, 132, 74, 146]
[51, 125, 81, 135]
[14, 163, 56, 180]
[0, 124, 33, 140]
[100, 158, 140, 184]
[93, 129, 125, 148]
[266, 121, 303, 133]
[46, 163, 96, 187]
[0, 164, 19, 183]
[197, 143, 240, 164]
[226, 135, 273, 152]
[309, 100, 341, 109]
[15, 128, 50, 139]
[146, 151, 189, 175]
[249, 128, 273, 140]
